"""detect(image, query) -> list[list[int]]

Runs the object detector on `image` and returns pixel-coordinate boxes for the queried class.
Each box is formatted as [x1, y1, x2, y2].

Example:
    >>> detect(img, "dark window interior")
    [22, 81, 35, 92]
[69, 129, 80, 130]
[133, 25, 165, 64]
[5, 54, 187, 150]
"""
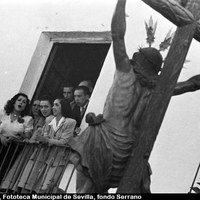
[32, 42, 111, 101]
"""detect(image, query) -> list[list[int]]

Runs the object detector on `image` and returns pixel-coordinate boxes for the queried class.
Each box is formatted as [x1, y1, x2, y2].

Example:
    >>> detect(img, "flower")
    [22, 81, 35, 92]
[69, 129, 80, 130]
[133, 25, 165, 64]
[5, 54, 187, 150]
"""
[18, 116, 24, 123]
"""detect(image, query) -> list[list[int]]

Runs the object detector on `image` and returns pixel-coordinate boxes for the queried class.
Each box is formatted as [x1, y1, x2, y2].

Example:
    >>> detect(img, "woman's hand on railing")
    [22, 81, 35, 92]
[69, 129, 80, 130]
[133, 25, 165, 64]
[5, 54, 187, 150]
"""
[23, 138, 30, 143]
[35, 135, 49, 143]
[0, 134, 11, 146]
[10, 136, 22, 143]
[28, 138, 39, 144]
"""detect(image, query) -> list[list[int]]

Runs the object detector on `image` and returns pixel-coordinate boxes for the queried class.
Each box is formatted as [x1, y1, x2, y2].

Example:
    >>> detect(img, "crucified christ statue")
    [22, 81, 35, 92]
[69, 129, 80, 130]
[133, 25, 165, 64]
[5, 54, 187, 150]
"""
[69, 0, 200, 193]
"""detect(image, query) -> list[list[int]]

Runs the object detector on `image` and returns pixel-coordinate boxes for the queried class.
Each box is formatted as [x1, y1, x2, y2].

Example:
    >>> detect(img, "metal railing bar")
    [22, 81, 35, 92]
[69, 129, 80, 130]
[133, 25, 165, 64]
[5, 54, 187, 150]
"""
[37, 146, 59, 193]
[26, 144, 50, 193]
[47, 146, 71, 193]
[0, 143, 12, 175]
[65, 164, 76, 193]
[6, 142, 30, 192]
[0, 140, 76, 194]
[12, 143, 35, 193]
[0, 142, 21, 188]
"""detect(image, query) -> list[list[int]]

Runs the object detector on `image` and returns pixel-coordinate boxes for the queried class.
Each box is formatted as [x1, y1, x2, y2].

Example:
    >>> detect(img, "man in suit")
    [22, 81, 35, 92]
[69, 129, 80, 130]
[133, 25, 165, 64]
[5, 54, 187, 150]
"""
[62, 83, 81, 129]
[73, 86, 90, 127]
[62, 83, 76, 110]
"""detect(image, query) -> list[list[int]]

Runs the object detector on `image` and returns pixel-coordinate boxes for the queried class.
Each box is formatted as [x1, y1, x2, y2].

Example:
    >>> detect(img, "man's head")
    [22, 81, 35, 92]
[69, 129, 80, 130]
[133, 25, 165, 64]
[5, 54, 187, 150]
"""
[63, 83, 75, 102]
[39, 95, 53, 118]
[78, 80, 94, 95]
[131, 47, 163, 75]
[74, 86, 90, 107]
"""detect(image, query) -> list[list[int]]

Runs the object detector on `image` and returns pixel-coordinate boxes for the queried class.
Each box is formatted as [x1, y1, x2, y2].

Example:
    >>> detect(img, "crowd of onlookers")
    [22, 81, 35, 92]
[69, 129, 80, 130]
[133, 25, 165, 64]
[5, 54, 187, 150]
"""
[0, 80, 94, 193]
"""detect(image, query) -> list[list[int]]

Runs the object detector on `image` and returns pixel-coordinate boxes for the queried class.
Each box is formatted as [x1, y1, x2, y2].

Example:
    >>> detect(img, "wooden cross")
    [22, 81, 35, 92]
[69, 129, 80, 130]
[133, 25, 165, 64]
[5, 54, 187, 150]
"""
[117, 0, 200, 193]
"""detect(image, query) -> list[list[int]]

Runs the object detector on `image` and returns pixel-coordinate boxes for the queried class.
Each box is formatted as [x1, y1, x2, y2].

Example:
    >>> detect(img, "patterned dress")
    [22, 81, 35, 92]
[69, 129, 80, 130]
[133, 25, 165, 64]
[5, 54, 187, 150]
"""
[0, 110, 33, 139]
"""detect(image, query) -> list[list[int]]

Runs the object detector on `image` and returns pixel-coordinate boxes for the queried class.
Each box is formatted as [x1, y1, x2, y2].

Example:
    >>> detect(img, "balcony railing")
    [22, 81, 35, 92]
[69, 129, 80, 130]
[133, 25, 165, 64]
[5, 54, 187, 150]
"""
[0, 141, 76, 194]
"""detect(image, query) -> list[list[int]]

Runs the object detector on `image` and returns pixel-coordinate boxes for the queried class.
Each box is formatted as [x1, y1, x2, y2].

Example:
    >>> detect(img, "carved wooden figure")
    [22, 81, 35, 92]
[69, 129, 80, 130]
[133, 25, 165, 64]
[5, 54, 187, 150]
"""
[69, 0, 200, 193]
[118, 0, 200, 193]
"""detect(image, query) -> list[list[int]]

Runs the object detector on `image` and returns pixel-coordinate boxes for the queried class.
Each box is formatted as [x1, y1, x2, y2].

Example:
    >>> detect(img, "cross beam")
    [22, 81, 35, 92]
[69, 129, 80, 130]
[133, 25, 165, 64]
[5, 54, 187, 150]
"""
[141, 0, 200, 42]
[117, 0, 200, 193]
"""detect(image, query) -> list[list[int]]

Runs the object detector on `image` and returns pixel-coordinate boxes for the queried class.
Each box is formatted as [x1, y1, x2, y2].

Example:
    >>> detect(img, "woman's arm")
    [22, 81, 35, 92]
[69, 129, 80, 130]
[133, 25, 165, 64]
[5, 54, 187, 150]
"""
[0, 134, 11, 146]
[34, 124, 50, 143]
[173, 74, 200, 96]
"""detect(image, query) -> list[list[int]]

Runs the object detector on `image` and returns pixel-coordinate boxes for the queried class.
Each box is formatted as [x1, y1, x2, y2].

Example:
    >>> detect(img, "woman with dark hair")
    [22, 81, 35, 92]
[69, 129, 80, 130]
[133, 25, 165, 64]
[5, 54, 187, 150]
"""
[4, 93, 30, 116]
[0, 93, 33, 143]
[35, 98, 74, 145]
[0, 99, 44, 191]
[21, 98, 76, 193]
[0, 93, 33, 184]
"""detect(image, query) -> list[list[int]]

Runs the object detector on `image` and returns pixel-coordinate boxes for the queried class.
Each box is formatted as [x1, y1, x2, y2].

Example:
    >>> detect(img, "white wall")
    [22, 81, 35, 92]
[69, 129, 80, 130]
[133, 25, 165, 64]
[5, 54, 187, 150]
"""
[0, 0, 200, 193]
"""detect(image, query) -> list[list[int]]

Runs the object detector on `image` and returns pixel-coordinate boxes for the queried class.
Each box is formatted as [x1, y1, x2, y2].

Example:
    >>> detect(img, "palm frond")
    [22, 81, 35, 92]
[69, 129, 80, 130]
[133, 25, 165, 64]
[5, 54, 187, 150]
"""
[145, 16, 157, 47]
[159, 29, 175, 51]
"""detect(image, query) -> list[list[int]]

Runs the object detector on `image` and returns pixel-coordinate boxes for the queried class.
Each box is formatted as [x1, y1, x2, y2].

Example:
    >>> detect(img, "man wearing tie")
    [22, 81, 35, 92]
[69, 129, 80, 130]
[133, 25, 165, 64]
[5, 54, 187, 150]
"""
[74, 86, 90, 128]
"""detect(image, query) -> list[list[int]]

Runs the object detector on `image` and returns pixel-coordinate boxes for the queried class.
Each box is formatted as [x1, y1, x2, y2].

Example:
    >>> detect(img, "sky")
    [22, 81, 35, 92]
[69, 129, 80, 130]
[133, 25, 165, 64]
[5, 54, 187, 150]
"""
[0, 0, 200, 193]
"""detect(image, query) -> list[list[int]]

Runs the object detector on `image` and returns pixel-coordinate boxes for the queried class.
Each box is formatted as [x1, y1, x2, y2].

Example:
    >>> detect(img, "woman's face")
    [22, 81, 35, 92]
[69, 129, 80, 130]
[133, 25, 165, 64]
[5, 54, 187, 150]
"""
[32, 100, 40, 116]
[14, 95, 27, 113]
[52, 99, 62, 117]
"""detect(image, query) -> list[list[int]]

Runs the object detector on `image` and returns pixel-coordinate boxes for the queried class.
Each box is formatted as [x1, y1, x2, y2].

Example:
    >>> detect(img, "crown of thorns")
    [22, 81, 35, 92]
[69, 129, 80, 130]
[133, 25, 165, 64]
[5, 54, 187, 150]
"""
[145, 16, 175, 51]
